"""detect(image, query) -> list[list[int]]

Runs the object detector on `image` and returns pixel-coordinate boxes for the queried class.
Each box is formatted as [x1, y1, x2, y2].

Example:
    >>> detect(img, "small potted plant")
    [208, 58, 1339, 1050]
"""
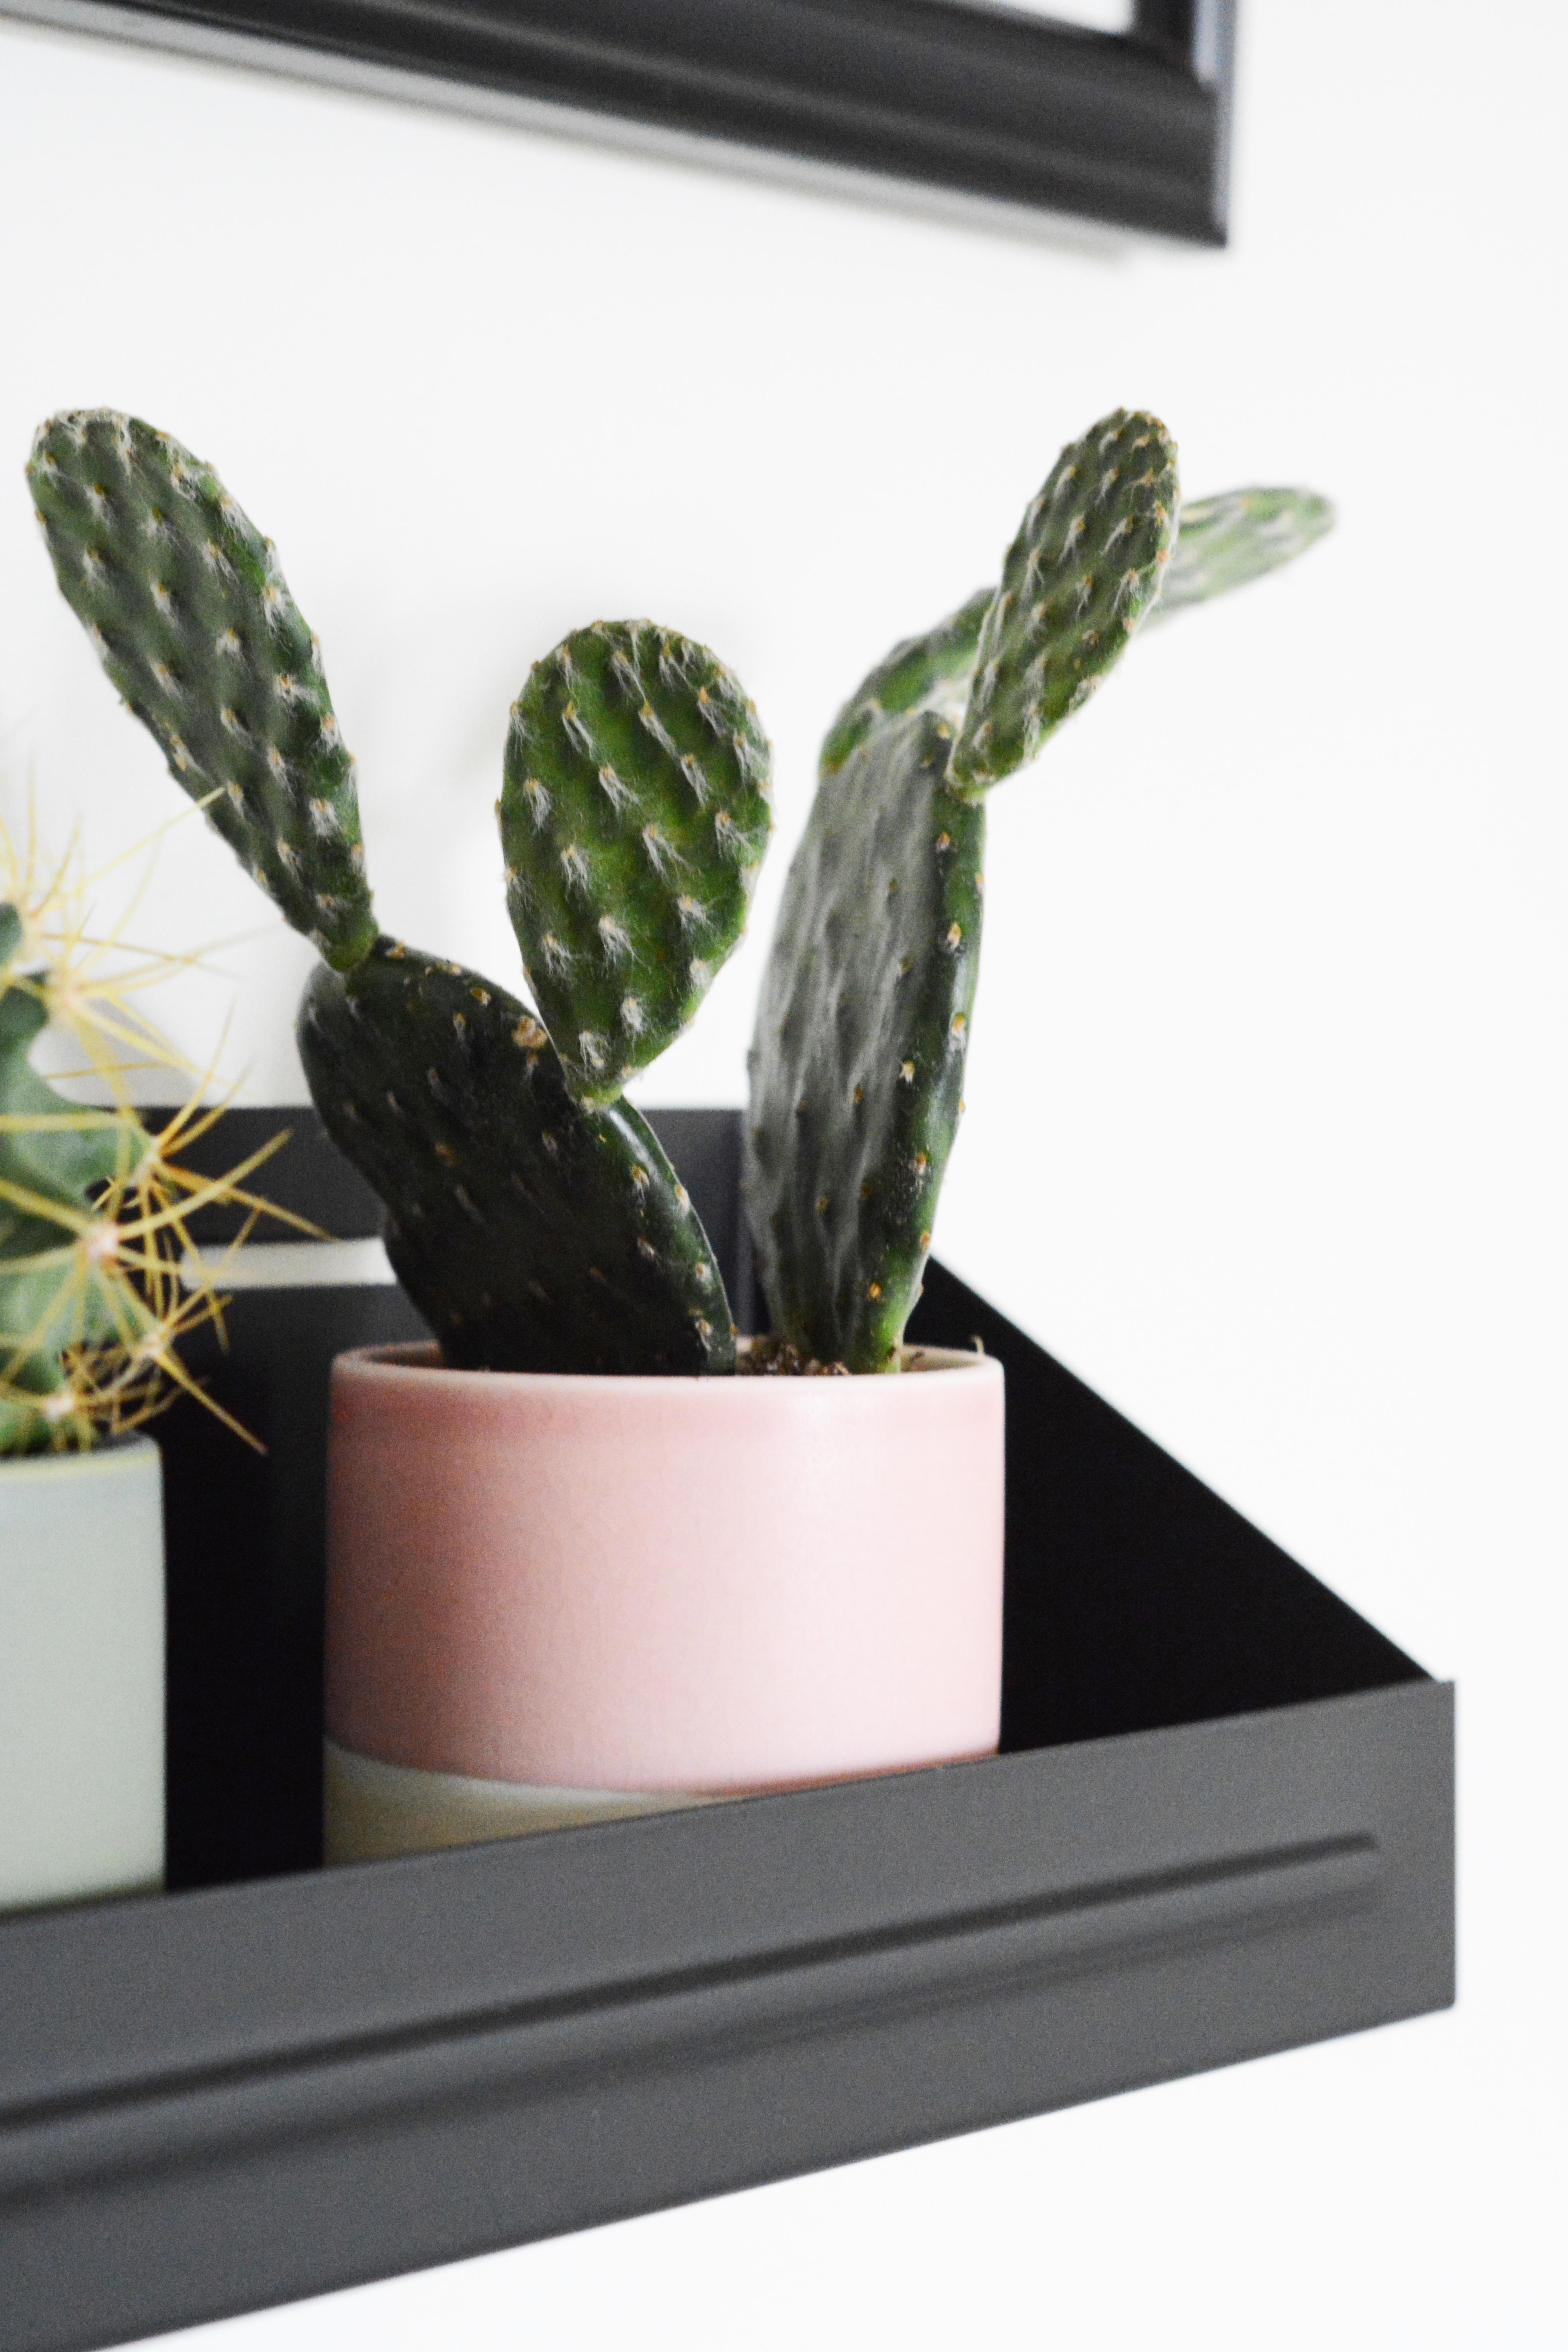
[0, 814, 302, 1907]
[27, 409, 1329, 1859]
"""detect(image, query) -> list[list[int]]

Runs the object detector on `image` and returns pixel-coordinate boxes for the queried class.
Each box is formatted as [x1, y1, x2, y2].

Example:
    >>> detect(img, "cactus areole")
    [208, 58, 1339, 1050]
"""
[27, 404, 1329, 1387]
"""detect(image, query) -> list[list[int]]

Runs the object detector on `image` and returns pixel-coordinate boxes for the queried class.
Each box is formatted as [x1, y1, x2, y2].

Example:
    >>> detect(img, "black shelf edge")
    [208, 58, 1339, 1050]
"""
[0, 0, 1236, 242]
[0, 1683, 1453, 2352]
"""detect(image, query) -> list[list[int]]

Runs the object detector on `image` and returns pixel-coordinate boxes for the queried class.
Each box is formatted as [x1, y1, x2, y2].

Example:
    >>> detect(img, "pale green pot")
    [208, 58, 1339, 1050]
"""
[0, 1435, 165, 1911]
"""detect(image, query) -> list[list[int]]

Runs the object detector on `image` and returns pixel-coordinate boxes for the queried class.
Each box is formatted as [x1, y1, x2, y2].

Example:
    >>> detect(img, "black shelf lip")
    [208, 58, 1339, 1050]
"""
[3, 1833, 1386, 2197]
[0, 1676, 1441, 2134]
[0, 0, 1235, 243]
[6, 1829, 1383, 2135]
[0, 1674, 1453, 2352]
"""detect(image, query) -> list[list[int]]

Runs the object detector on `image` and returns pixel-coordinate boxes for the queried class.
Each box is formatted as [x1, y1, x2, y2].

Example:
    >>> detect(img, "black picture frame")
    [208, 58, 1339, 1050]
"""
[2, 0, 1236, 241]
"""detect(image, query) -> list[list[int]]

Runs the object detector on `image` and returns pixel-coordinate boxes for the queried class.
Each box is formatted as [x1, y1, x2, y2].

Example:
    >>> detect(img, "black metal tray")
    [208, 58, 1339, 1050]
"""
[0, 1111, 1454, 2352]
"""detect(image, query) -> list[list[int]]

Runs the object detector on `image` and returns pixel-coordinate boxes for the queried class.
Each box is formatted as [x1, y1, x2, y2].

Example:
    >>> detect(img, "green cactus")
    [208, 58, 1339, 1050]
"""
[32, 403, 1328, 1383]
[299, 940, 732, 1374]
[746, 713, 983, 1371]
[747, 409, 1333, 1369]
[746, 408, 1177, 1367]
[499, 621, 771, 1103]
[28, 413, 376, 970]
[0, 910, 149, 1451]
[0, 858, 302, 1455]
[30, 409, 743, 1376]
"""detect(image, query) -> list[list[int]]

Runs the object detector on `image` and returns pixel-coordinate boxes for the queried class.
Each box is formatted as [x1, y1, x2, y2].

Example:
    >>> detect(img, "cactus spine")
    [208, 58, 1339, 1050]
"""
[0, 831, 295, 1454]
[0, 904, 148, 1451]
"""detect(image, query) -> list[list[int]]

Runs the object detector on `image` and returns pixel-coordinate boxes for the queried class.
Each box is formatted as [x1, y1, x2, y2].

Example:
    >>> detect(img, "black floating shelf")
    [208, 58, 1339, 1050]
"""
[0, 1111, 1453, 2352]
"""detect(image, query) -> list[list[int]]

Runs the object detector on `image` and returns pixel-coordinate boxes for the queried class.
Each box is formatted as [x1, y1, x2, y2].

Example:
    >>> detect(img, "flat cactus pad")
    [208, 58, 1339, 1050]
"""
[745, 711, 983, 1372]
[951, 408, 1178, 796]
[27, 411, 376, 969]
[1150, 486, 1335, 622]
[500, 621, 772, 1101]
[299, 938, 734, 1374]
[817, 479, 1329, 784]
[818, 587, 993, 778]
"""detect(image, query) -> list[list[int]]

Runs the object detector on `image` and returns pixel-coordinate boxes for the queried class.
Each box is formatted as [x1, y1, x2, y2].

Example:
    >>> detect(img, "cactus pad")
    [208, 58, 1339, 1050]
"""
[818, 481, 1328, 782]
[500, 622, 772, 1102]
[27, 411, 376, 969]
[745, 711, 983, 1372]
[1149, 487, 1335, 622]
[818, 587, 993, 778]
[950, 409, 1178, 797]
[298, 937, 734, 1374]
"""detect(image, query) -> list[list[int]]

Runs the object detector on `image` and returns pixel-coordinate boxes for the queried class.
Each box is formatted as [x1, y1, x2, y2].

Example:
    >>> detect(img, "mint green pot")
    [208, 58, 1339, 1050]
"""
[0, 1436, 165, 1911]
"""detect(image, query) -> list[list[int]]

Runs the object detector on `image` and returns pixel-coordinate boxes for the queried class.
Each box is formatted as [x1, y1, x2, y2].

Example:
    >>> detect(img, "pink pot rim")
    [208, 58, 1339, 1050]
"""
[334, 1337, 996, 1401]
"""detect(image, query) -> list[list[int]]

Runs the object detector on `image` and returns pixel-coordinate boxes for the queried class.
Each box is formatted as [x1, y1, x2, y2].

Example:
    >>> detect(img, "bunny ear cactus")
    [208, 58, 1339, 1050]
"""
[29, 409, 746, 1376]
[747, 408, 1177, 1369]
[31, 403, 1326, 1383]
[747, 410, 1333, 1371]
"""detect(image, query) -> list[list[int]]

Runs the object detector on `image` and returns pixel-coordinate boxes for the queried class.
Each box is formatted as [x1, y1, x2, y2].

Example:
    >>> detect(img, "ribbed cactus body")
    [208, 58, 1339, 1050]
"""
[818, 587, 993, 780]
[500, 623, 771, 1103]
[950, 409, 1178, 797]
[27, 412, 375, 969]
[1, 922, 151, 1450]
[744, 712, 982, 1372]
[298, 938, 734, 1374]
[1149, 487, 1335, 622]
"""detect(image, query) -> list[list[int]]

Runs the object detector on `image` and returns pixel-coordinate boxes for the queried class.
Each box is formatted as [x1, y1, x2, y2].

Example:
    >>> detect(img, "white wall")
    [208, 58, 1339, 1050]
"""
[1, 2, 1562, 2344]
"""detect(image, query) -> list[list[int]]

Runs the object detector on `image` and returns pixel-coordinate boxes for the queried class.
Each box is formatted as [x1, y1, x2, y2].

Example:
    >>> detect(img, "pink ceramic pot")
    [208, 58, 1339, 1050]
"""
[325, 1341, 1005, 1797]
